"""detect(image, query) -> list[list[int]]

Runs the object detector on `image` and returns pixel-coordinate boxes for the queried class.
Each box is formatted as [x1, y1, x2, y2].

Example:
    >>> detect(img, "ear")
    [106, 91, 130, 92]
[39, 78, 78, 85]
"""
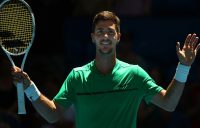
[117, 33, 121, 44]
[91, 33, 95, 43]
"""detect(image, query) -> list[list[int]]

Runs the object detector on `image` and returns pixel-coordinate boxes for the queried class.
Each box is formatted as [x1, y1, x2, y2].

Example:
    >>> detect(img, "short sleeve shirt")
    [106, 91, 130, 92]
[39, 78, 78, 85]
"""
[53, 59, 163, 128]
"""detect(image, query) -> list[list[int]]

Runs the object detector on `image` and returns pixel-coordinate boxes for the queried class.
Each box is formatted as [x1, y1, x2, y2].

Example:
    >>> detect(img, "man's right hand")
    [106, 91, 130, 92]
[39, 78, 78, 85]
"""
[11, 66, 32, 89]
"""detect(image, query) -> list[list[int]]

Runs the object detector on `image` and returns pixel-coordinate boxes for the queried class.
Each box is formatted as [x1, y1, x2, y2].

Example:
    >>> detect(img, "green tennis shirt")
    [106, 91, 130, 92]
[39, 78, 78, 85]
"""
[53, 59, 163, 128]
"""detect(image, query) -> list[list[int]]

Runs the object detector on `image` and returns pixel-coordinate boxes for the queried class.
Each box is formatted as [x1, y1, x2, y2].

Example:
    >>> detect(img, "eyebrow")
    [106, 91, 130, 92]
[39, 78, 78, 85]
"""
[95, 27, 115, 31]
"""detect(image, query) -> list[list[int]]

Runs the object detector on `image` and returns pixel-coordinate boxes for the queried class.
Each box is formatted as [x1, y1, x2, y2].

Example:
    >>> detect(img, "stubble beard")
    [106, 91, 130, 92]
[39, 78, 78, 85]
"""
[98, 48, 113, 55]
[99, 40, 113, 55]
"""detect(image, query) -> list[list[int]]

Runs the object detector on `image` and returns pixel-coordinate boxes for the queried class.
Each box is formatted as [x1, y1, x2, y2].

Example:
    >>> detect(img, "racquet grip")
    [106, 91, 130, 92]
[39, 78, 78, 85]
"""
[17, 82, 26, 114]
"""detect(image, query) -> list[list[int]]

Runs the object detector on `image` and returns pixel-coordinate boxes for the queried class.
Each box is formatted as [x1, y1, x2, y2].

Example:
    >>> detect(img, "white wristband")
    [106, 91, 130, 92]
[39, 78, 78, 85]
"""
[24, 82, 41, 101]
[174, 63, 191, 83]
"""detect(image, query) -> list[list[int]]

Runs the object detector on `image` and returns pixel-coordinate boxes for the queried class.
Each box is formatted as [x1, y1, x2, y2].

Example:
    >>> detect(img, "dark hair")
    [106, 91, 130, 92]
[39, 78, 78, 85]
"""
[92, 11, 120, 33]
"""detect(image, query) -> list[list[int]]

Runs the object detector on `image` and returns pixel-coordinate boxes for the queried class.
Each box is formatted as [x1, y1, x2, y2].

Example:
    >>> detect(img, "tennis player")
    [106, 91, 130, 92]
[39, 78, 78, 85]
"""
[12, 11, 200, 128]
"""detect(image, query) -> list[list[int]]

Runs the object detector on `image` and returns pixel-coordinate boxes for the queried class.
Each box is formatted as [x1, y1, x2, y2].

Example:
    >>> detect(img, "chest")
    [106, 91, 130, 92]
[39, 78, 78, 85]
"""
[74, 71, 144, 107]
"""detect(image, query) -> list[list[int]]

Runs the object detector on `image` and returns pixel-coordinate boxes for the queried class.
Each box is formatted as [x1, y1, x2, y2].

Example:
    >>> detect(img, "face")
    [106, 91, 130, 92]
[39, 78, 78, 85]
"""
[91, 20, 121, 55]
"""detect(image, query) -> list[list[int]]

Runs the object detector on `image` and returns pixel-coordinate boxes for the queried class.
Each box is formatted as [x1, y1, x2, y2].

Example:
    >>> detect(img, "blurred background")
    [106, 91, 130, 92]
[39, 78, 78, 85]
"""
[1, 0, 200, 128]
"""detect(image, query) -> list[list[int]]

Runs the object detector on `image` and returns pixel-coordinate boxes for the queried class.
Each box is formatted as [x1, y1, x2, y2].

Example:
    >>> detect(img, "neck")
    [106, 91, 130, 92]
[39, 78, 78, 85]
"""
[95, 53, 116, 75]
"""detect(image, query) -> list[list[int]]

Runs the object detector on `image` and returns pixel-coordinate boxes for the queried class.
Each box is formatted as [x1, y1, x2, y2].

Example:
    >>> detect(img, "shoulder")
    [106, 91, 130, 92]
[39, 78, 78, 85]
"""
[117, 59, 151, 78]
[65, 61, 94, 87]
[117, 59, 140, 71]
[73, 61, 93, 72]
[69, 61, 94, 78]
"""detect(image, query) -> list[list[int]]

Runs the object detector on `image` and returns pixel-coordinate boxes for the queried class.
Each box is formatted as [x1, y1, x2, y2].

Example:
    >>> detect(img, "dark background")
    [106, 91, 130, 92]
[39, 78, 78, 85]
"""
[1, 0, 200, 128]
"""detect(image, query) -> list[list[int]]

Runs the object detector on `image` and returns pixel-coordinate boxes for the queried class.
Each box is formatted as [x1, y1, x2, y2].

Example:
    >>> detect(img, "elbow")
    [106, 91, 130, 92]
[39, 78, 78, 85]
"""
[46, 117, 60, 124]
[163, 106, 176, 112]
[47, 120, 57, 124]
[162, 102, 177, 112]
[43, 109, 62, 124]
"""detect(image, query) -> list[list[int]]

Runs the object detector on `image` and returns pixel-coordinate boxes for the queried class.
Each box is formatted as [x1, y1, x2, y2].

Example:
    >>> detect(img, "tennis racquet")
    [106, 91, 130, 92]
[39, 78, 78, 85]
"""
[0, 0, 35, 114]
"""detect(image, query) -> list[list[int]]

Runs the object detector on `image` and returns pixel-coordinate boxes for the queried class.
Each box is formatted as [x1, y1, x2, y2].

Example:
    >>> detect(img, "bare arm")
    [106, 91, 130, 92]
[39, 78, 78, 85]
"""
[151, 33, 200, 111]
[151, 79, 184, 112]
[12, 67, 65, 123]
[32, 94, 65, 123]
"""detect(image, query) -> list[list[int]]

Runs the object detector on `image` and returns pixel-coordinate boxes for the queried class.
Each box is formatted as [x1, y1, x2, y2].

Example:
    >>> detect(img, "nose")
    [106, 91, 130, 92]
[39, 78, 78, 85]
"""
[102, 33, 109, 39]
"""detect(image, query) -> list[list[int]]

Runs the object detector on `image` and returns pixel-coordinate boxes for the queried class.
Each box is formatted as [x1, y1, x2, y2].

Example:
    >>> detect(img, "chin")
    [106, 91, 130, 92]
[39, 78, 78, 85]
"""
[98, 49, 113, 55]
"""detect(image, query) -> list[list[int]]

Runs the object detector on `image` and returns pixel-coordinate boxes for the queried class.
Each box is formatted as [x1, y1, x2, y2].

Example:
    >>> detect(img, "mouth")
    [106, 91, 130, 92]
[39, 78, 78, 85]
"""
[100, 40, 111, 45]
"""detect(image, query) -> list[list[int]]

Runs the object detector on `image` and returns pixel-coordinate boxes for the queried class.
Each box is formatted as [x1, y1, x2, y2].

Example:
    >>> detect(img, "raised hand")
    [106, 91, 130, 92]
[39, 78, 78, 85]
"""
[176, 33, 200, 66]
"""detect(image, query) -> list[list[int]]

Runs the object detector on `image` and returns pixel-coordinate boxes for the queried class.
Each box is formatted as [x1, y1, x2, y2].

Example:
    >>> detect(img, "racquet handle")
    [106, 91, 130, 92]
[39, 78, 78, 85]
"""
[17, 82, 26, 114]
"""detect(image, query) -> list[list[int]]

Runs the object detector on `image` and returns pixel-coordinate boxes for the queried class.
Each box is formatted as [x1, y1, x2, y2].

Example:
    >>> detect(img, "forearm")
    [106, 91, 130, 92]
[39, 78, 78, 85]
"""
[32, 94, 63, 123]
[163, 79, 185, 111]
[152, 79, 185, 112]
[152, 63, 189, 111]
[24, 82, 64, 123]
[163, 63, 190, 110]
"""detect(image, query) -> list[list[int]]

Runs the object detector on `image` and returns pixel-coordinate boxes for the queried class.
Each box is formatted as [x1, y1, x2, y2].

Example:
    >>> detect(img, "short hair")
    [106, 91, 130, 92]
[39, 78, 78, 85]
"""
[92, 11, 120, 33]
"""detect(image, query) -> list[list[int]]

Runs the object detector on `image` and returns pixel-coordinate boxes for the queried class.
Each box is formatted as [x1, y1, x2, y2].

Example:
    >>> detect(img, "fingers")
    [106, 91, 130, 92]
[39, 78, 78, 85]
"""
[192, 36, 199, 49]
[189, 33, 197, 44]
[195, 43, 200, 54]
[12, 72, 24, 84]
[11, 66, 21, 73]
[176, 42, 181, 53]
[189, 33, 199, 49]
[184, 34, 192, 47]
[183, 33, 199, 50]
[184, 33, 196, 47]
[11, 68, 31, 88]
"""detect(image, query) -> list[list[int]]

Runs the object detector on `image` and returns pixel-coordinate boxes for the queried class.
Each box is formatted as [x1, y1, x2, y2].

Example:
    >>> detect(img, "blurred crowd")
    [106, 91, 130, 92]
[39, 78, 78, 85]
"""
[1, 0, 200, 128]
[28, 0, 200, 17]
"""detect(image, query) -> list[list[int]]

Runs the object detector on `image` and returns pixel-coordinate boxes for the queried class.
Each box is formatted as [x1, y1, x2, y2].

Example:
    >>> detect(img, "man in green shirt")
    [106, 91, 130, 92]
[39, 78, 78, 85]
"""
[12, 11, 200, 128]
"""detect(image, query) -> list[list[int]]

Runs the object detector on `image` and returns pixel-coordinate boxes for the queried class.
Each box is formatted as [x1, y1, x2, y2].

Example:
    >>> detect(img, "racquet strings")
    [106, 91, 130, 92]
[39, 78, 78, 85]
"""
[0, 1, 33, 55]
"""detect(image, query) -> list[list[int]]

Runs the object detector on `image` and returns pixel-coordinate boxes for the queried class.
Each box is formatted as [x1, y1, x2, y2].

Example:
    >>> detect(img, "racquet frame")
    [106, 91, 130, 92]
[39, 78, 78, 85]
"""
[0, 0, 36, 114]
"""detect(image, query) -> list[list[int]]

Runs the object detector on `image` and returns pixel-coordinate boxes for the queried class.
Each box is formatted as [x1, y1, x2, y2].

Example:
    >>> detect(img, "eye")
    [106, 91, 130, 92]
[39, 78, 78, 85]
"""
[96, 30, 103, 35]
[95, 29, 116, 36]
[108, 31, 115, 36]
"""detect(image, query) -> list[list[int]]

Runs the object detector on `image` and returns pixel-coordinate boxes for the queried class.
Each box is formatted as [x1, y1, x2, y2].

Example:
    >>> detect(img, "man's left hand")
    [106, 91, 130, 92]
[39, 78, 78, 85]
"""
[176, 33, 200, 66]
